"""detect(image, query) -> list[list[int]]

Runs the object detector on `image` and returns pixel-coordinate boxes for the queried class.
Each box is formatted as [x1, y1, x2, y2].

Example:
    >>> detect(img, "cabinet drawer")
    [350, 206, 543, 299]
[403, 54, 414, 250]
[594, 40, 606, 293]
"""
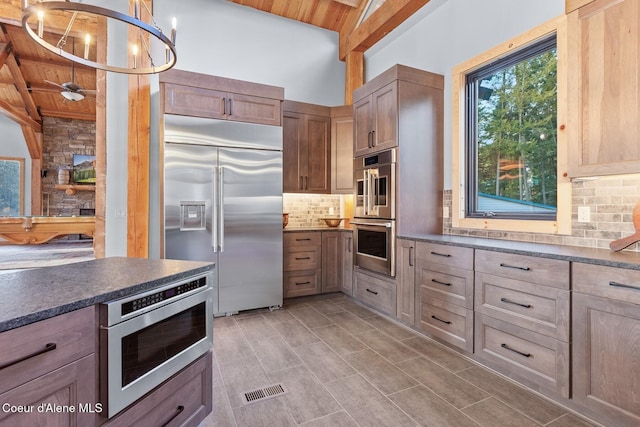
[284, 245, 321, 271]
[284, 270, 322, 298]
[416, 242, 473, 270]
[416, 297, 473, 353]
[474, 313, 569, 398]
[475, 273, 570, 342]
[573, 262, 640, 305]
[354, 271, 396, 316]
[0, 306, 96, 394]
[416, 261, 473, 309]
[475, 250, 569, 289]
[104, 352, 212, 426]
[284, 232, 322, 247]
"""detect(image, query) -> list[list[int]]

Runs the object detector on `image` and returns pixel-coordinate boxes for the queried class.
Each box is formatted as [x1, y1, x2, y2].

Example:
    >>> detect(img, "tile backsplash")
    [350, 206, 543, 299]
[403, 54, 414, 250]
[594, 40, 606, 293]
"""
[443, 174, 640, 252]
[283, 194, 344, 228]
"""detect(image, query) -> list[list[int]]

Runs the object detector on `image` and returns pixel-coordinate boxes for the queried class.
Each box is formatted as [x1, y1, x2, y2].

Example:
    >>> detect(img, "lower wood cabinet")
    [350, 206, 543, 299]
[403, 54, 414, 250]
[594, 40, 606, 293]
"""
[572, 262, 640, 427]
[396, 238, 415, 324]
[102, 352, 212, 427]
[284, 231, 353, 298]
[0, 307, 97, 427]
[474, 313, 570, 398]
[354, 269, 396, 316]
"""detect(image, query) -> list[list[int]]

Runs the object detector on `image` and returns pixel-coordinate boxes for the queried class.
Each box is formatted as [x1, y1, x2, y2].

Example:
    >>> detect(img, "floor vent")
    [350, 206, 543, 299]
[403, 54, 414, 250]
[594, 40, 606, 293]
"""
[241, 383, 287, 405]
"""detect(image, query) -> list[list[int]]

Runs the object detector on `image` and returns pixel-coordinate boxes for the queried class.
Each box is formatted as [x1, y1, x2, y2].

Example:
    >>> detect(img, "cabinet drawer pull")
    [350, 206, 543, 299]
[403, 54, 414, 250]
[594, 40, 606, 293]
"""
[161, 405, 184, 427]
[0, 342, 57, 370]
[500, 297, 531, 309]
[366, 288, 378, 295]
[501, 343, 531, 358]
[609, 281, 640, 292]
[295, 238, 311, 241]
[222, 97, 226, 115]
[430, 251, 451, 258]
[295, 256, 311, 260]
[431, 278, 451, 286]
[431, 315, 451, 325]
[409, 246, 414, 267]
[499, 263, 530, 271]
[295, 281, 311, 286]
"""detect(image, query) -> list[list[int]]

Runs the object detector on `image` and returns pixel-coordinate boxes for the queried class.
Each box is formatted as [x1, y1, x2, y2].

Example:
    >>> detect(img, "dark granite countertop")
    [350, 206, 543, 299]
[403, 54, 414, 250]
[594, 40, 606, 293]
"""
[0, 257, 214, 333]
[399, 233, 640, 271]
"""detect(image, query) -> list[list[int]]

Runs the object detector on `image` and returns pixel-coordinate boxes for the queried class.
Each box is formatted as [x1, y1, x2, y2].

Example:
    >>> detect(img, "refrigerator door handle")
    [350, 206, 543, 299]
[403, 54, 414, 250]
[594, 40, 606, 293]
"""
[219, 166, 225, 252]
[212, 167, 218, 252]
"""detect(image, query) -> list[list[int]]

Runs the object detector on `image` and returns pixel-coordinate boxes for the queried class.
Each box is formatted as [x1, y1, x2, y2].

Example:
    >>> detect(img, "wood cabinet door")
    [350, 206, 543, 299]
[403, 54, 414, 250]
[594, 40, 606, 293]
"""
[572, 293, 640, 427]
[283, 112, 303, 192]
[567, 0, 640, 177]
[371, 82, 398, 152]
[0, 355, 96, 427]
[305, 115, 331, 193]
[396, 239, 415, 325]
[340, 232, 354, 296]
[164, 84, 226, 119]
[322, 232, 341, 293]
[353, 96, 373, 157]
[227, 93, 281, 126]
[331, 111, 354, 194]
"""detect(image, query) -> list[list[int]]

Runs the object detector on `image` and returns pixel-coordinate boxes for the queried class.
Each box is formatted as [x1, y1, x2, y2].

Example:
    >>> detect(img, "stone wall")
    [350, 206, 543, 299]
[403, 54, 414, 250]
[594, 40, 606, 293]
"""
[41, 117, 96, 218]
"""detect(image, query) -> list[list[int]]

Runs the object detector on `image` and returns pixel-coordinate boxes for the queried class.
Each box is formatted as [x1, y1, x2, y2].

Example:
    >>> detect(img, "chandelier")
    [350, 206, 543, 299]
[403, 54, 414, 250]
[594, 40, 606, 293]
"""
[21, 1, 177, 75]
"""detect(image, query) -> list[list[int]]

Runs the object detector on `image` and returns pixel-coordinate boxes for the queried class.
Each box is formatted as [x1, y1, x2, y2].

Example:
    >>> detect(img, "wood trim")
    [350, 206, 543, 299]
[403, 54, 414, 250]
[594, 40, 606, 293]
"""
[565, 0, 596, 13]
[37, 109, 96, 122]
[127, 0, 150, 258]
[20, 125, 41, 160]
[30, 156, 41, 215]
[339, 0, 431, 60]
[451, 15, 571, 235]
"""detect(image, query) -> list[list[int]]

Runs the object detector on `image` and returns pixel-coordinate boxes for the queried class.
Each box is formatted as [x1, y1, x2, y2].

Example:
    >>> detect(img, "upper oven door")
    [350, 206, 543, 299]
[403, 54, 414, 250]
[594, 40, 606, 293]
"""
[354, 163, 395, 219]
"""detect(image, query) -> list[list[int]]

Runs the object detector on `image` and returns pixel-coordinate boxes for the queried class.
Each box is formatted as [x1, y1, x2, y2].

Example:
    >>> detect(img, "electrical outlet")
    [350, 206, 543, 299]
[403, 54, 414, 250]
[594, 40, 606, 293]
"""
[577, 206, 590, 223]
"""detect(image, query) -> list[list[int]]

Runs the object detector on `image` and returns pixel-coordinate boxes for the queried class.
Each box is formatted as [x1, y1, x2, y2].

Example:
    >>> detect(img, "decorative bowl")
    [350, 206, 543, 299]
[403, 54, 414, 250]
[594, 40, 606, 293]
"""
[321, 218, 344, 228]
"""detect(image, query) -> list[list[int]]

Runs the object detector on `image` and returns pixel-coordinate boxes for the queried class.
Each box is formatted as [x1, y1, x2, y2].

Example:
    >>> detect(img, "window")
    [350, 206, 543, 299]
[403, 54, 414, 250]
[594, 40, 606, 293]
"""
[466, 35, 557, 220]
[0, 157, 25, 216]
[451, 16, 570, 235]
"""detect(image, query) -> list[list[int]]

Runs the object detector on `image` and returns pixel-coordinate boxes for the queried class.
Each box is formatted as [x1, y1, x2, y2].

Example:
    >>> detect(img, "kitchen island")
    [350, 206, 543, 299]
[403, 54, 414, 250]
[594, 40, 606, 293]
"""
[0, 257, 215, 426]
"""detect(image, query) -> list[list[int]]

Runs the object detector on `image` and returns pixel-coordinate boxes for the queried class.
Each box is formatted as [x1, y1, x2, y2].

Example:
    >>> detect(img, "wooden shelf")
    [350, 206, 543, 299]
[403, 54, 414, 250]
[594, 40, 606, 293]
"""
[54, 184, 96, 195]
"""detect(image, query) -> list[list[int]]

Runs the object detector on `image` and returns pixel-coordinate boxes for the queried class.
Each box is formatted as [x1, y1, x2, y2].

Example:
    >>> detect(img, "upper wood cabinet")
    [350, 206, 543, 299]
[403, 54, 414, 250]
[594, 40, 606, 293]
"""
[330, 105, 354, 194]
[565, 0, 595, 13]
[283, 101, 331, 193]
[352, 64, 443, 158]
[353, 82, 397, 157]
[567, 0, 640, 177]
[160, 69, 283, 126]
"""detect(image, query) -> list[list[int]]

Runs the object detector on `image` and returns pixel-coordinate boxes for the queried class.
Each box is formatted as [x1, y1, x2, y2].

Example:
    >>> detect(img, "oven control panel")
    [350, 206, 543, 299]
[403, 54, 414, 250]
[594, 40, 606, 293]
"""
[121, 276, 207, 316]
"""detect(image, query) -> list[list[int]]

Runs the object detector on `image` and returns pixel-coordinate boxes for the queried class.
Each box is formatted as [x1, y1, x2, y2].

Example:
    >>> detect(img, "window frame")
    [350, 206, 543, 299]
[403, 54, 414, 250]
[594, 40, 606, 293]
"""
[0, 156, 25, 216]
[451, 15, 570, 235]
[465, 34, 558, 221]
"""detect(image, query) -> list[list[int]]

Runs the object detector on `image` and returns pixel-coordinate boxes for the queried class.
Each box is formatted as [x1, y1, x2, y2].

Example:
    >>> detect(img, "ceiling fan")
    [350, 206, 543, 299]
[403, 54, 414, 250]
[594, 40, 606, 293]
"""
[42, 60, 96, 101]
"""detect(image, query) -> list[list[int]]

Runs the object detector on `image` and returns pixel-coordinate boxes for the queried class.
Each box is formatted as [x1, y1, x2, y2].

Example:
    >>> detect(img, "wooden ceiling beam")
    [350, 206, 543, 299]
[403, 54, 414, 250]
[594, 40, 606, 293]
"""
[339, 0, 430, 60]
[0, 98, 40, 131]
[334, 0, 361, 7]
[38, 108, 95, 122]
[0, 1, 97, 38]
[4, 53, 40, 121]
[20, 123, 42, 160]
[0, 42, 10, 69]
[15, 55, 93, 72]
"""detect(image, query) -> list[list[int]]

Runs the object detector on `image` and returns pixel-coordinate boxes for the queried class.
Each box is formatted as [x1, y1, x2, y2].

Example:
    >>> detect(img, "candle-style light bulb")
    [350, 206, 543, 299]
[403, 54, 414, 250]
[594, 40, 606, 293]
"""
[132, 44, 139, 68]
[84, 34, 91, 60]
[37, 9, 44, 38]
[170, 17, 176, 45]
[134, 0, 140, 20]
[22, 0, 28, 10]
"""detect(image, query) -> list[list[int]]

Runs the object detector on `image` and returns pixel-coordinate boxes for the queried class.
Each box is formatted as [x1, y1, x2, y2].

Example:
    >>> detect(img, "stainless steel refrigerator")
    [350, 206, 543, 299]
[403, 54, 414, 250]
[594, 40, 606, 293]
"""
[164, 115, 283, 315]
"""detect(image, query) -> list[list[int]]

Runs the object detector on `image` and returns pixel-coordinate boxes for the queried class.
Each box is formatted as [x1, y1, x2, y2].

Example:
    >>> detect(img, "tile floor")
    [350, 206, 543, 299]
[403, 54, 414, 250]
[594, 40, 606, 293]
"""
[198, 293, 599, 427]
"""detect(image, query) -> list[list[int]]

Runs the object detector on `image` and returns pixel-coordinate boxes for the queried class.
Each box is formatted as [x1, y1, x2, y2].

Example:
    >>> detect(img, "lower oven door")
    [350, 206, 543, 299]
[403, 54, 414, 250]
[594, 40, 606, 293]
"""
[352, 219, 395, 277]
[101, 287, 213, 418]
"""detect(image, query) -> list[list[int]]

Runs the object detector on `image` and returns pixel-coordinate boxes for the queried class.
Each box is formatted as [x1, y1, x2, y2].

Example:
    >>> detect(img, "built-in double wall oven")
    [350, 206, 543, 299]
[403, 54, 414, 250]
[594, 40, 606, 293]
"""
[353, 149, 396, 277]
[99, 273, 213, 418]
